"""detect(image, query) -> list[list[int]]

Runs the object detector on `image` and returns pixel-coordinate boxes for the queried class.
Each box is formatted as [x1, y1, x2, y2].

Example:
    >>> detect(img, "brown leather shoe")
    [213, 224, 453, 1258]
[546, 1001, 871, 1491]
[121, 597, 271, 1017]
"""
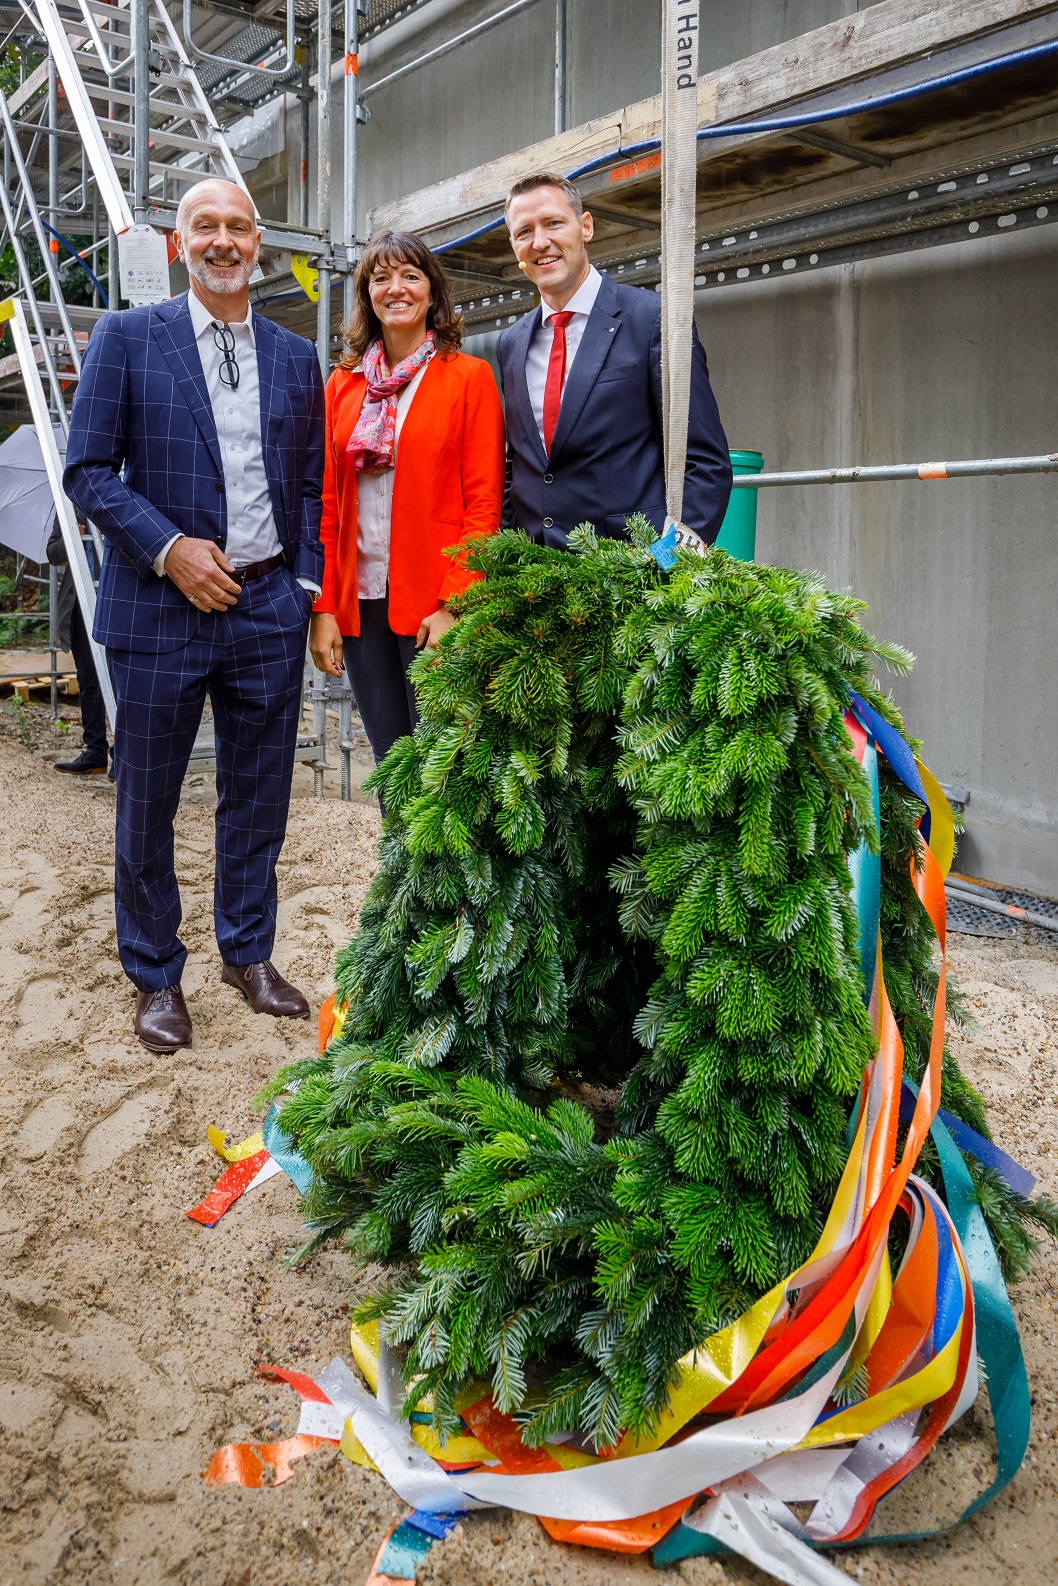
[135, 984, 192, 1052]
[221, 960, 310, 1019]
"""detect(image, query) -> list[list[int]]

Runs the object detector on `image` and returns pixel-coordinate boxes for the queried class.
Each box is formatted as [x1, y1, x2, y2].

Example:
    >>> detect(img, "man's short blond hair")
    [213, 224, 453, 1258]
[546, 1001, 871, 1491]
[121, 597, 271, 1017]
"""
[504, 172, 585, 226]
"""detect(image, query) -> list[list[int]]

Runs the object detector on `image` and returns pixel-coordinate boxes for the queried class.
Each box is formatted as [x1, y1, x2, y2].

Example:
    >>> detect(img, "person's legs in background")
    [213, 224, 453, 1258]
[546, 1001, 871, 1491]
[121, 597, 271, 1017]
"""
[342, 597, 419, 766]
[55, 604, 109, 773]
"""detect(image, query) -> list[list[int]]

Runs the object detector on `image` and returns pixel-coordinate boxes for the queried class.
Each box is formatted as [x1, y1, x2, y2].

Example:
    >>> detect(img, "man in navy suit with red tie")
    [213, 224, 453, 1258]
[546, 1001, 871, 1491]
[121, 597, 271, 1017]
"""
[498, 172, 731, 548]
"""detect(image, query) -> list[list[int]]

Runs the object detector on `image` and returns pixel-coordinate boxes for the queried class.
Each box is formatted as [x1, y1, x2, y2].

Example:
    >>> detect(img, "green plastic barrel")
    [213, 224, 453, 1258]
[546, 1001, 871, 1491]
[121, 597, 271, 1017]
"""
[714, 449, 763, 561]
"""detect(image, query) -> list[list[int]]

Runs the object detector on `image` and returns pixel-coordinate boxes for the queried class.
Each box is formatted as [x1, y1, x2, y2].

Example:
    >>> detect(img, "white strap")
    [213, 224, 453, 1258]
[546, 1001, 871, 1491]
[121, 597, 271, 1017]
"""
[688, 1492, 855, 1585]
[660, 0, 701, 527]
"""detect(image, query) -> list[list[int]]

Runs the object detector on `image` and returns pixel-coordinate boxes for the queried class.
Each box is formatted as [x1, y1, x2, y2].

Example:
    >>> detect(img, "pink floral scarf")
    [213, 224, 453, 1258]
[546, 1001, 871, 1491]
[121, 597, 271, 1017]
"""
[346, 331, 435, 473]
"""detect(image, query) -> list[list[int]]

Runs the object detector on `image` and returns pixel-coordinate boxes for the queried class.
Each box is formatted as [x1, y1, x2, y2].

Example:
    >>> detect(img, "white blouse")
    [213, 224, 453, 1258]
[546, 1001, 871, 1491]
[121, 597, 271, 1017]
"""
[355, 355, 433, 601]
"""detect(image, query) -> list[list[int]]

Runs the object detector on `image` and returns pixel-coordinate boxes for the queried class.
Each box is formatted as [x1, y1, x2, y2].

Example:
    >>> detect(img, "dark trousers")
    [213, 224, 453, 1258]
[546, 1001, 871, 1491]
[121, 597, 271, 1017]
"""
[70, 603, 108, 763]
[343, 598, 419, 765]
[108, 565, 311, 992]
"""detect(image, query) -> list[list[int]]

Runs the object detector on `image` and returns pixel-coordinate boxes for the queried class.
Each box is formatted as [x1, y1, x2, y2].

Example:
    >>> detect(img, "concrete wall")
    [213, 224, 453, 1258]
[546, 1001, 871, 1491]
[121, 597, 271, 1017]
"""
[697, 226, 1058, 892]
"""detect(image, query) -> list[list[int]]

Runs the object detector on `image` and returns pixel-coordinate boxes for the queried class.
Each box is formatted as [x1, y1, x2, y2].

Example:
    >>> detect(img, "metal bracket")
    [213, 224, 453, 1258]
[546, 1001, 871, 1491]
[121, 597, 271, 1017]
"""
[330, 242, 363, 274]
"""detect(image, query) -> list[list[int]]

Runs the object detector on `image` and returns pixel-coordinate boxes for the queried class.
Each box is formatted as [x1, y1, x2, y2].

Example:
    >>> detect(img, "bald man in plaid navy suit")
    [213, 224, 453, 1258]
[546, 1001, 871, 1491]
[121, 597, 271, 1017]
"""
[64, 180, 324, 1054]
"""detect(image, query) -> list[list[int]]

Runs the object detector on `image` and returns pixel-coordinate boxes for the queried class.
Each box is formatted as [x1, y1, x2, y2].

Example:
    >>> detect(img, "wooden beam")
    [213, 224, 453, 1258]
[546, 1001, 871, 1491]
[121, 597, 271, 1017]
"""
[370, 0, 1058, 237]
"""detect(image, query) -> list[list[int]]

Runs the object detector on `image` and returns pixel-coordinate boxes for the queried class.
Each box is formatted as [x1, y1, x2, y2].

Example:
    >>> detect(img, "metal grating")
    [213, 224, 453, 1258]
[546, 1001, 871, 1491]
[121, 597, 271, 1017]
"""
[947, 882, 1058, 941]
[362, 0, 430, 35]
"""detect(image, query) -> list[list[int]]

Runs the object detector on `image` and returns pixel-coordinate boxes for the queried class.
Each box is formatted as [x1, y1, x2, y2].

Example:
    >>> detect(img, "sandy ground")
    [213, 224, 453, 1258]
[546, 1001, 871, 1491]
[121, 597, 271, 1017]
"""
[0, 705, 1056, 1586]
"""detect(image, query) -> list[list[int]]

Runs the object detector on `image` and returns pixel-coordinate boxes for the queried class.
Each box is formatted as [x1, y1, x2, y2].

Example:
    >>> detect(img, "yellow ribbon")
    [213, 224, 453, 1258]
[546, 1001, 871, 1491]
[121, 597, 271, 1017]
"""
[916, 759, 956, 878]
[208, 1124, 265, 1162]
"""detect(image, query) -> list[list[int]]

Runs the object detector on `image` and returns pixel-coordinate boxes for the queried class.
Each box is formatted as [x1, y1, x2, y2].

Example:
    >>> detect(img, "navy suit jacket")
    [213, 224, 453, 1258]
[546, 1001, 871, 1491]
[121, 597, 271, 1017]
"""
[498, 273, 731, 549]
[63, 292, 325, 653]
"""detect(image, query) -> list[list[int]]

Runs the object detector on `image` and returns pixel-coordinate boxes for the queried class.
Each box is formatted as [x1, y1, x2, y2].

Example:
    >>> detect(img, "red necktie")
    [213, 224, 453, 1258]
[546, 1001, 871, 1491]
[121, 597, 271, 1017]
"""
[542, 310, 574, 455]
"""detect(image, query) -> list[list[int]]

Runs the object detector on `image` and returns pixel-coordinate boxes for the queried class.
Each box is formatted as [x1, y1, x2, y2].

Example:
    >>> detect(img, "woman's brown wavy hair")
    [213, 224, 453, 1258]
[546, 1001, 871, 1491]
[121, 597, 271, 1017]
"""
[340, 230, 463, 367]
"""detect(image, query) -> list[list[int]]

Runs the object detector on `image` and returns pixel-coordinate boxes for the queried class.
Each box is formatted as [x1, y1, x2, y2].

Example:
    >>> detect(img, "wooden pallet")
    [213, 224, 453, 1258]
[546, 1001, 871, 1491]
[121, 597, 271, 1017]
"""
[2, 674, 79, 701]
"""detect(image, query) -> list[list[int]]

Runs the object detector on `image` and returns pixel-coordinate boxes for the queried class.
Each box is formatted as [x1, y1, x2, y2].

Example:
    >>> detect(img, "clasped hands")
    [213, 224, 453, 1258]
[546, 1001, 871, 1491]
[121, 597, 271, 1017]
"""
[309, 606, 456, 678]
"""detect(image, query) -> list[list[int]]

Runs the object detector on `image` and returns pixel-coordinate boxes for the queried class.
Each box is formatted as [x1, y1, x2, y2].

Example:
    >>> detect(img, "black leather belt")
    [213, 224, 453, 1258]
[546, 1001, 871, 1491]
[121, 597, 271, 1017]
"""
[230, 552, 287, 587]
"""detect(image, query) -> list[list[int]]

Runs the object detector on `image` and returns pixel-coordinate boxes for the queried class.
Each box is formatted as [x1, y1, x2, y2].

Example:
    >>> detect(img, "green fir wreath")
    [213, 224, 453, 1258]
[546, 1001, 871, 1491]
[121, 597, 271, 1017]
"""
[267, 522, 1056, 1451]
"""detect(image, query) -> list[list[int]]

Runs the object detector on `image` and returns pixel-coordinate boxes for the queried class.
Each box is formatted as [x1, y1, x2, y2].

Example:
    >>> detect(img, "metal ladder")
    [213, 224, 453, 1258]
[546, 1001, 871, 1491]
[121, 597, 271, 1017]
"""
[0, 278, 115, 721]
[28, 0, 253, 237]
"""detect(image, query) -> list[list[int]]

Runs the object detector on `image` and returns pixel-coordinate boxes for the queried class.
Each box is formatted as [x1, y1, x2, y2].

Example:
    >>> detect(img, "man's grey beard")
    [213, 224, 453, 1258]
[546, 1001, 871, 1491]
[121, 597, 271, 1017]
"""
[187, 252, 255, 295]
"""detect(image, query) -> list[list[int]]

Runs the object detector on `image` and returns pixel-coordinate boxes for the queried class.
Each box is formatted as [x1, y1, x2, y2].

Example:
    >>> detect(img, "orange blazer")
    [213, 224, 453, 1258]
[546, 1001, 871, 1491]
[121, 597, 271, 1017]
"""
[316, 350, 506, 637]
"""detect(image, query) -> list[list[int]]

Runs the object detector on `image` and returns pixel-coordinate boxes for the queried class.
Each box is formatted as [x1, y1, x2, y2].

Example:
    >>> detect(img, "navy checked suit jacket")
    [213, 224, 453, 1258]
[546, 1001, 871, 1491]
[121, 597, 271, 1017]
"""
[63, 292, 325, 653]
[498, 274, 731, 550]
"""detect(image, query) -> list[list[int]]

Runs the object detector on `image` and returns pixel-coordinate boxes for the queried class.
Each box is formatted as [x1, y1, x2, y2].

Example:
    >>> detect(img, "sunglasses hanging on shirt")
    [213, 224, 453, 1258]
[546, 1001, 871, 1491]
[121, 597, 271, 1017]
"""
[212, 321, 240, 391]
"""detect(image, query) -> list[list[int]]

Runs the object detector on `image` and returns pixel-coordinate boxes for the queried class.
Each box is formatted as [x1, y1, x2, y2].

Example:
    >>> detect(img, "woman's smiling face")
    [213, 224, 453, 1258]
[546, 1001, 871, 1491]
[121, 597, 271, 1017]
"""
[368, 259, 433, 342]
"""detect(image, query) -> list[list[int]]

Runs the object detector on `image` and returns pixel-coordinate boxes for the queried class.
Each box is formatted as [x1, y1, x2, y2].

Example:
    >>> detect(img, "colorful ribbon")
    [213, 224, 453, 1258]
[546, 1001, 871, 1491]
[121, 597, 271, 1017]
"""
[185, 1104, 313, 1226]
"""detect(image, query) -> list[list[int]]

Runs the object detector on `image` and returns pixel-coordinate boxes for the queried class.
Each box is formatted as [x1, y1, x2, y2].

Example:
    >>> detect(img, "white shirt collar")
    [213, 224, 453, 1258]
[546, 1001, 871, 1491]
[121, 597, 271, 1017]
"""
[186, 286, 256, 346]
[539, 264, 602, 323]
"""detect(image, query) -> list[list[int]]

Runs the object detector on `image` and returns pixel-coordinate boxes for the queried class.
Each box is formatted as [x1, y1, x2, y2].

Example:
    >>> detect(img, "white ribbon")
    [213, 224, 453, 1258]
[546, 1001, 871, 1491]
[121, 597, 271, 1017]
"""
[318, 1358, 490, 1515]
[687, 1492, 855, 1584]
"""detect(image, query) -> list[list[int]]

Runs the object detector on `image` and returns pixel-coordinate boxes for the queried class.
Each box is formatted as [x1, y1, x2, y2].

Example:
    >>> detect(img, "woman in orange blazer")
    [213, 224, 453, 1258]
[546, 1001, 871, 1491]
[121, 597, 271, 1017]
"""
[309, 230, 505, 765]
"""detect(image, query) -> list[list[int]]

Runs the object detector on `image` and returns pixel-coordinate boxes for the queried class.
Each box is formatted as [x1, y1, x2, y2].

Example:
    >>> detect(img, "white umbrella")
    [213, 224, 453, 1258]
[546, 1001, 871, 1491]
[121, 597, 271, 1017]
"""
[0, 424, 67, 562]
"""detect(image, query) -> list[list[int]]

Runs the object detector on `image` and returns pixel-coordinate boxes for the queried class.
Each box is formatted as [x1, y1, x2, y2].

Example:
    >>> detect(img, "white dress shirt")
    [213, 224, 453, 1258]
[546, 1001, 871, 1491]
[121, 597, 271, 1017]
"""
[355, 353, 432, 601]
[524, 264, 603, 448]
[156, 290, 318, 592]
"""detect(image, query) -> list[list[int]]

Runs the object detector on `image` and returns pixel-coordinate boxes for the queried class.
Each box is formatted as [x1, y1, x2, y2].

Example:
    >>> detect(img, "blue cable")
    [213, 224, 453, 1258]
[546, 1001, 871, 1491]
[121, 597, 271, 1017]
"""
[40, 219, 109, 307]
[435, 34, 1058, 255]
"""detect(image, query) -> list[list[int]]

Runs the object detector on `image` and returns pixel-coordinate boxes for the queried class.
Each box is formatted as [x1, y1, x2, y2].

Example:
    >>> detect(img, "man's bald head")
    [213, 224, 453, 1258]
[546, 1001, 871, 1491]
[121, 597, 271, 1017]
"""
[174, 179, 260, 315]
[175, 178, 256, 238]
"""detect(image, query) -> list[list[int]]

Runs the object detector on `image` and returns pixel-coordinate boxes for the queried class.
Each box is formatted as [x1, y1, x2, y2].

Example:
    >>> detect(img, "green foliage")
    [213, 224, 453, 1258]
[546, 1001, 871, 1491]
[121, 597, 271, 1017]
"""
[269, 527, 1044, 1450]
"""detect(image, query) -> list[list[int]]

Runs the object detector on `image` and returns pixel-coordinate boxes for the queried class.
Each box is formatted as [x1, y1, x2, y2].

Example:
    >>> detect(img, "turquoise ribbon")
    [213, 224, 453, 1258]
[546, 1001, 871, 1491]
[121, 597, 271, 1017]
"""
[262, 1104, 314, 1196]
[847, 735, 881, 1000]
[377, 1519, 436, 1578]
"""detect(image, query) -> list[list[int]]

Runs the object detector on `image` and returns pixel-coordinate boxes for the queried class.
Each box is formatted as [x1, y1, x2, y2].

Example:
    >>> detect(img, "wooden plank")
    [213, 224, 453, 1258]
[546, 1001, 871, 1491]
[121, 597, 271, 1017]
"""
[8, 60, 50, 115]
[370, 0, 1058, 237]
[0, 651, 75, 677]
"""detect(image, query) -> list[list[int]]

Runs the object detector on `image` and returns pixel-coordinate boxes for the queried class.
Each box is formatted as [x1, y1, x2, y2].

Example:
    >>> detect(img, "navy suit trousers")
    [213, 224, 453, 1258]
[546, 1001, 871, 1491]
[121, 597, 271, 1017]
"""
[108, 565, 311, 991]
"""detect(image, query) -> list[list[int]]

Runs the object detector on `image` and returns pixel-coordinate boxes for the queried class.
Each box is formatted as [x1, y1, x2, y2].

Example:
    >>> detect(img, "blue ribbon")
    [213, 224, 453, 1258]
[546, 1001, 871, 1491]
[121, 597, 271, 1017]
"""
[648, 521, 679, 571]
[406, 1511, 459, 1540]
[848, 691, 927, 808]
[377, 1519, 437, 1578]
[898, 1083, 1036, 1198]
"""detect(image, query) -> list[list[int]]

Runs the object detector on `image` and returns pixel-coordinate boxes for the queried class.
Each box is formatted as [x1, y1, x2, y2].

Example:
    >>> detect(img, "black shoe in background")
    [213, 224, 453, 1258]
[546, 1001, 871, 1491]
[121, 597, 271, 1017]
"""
[54, 748, 109, 776]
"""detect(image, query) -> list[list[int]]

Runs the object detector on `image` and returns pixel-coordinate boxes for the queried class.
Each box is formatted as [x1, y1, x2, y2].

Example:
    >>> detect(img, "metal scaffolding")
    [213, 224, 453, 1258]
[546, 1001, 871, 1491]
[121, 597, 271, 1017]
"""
[2, 0, 1057, 795]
